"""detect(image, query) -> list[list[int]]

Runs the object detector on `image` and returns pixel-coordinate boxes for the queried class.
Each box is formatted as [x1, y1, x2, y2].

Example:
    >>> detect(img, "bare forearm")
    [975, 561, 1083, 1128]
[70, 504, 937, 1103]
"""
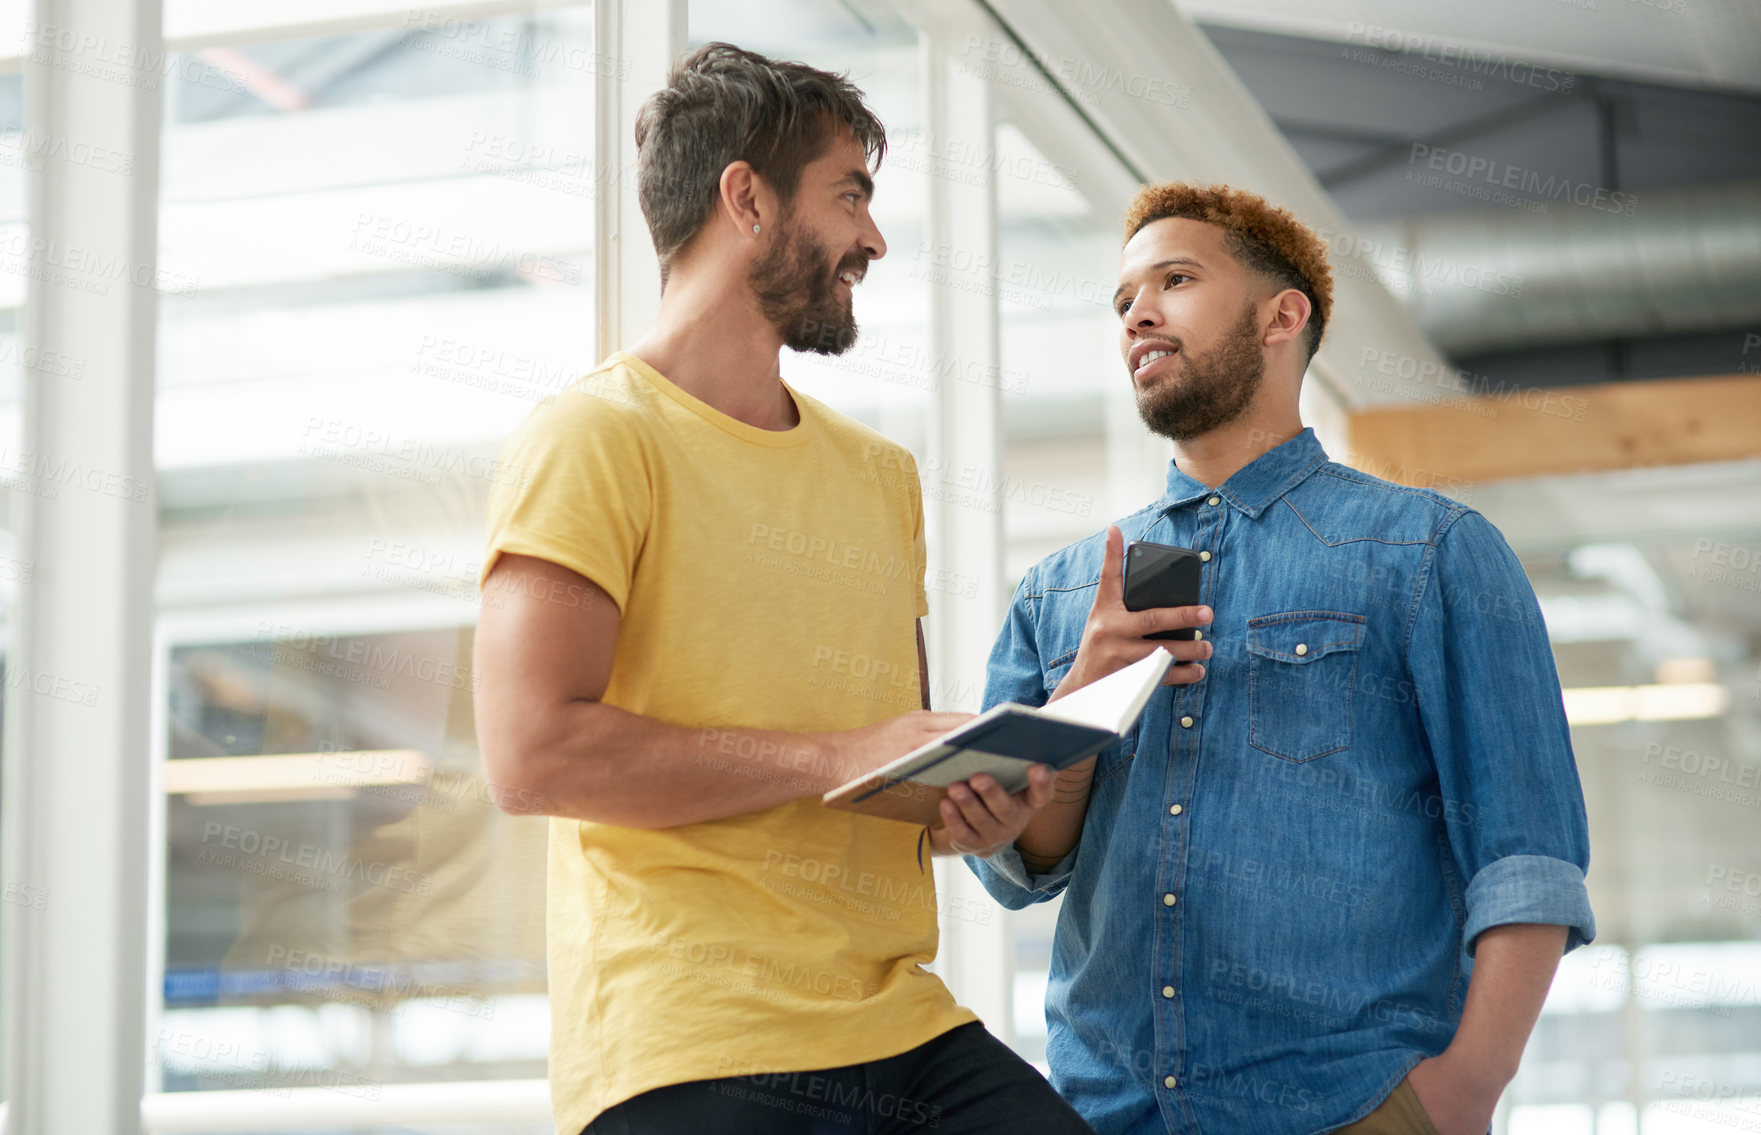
[1012, 759, 1096, 870]
[490, 701, 857, 827]
[1405, 922, 1567, 1132]
[1009, 670, 1107, 869]
[474, 567, 956, 826]
[1450, 923, 1569, 1079]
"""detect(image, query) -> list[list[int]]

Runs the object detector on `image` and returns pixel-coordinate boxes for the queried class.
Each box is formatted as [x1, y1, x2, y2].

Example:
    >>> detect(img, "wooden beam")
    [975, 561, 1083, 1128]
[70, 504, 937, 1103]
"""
[1344, 374, 1761, 488]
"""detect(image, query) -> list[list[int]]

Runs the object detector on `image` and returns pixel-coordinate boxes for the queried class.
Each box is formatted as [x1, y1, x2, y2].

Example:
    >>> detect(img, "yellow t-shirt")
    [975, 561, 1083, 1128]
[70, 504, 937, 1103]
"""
[480, 351, 977, 1134]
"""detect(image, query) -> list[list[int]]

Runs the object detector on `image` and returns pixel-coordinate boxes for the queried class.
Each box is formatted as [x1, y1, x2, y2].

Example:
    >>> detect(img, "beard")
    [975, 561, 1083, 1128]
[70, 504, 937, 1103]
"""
[749, 216, 865, 356]
[1134, 301, 1266, 442]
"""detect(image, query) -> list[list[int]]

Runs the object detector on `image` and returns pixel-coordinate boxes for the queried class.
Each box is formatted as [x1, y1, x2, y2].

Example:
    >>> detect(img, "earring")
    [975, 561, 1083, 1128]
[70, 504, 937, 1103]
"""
[752, 224, 761, 234]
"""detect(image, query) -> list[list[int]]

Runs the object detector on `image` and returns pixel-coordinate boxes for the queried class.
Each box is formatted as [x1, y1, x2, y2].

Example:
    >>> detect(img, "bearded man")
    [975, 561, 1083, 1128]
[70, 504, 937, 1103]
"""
[472, 42, 1094, 1135]
[966, 182, 1594, 1135]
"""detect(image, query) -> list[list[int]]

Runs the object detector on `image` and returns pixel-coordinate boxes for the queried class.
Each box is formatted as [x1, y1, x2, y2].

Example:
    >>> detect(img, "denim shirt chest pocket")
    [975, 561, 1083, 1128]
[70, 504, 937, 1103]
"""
[1246, 611, 1366, 762]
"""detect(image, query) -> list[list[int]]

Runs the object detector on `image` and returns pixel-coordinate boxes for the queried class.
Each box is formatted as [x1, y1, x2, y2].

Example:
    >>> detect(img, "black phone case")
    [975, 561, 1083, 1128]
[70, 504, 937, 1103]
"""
[1123, 540, 1203, 641]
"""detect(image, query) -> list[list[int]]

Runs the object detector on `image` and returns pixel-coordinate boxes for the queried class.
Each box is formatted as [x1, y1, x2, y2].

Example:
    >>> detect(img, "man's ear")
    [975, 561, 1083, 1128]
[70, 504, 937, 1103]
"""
[1263, 288, 1313, 348]
[718, 161, 773, 240]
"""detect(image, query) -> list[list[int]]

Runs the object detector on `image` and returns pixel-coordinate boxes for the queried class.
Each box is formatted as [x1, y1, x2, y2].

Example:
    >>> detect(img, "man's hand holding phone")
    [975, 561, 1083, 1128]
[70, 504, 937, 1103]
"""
[1053, 525, 1212, 703]
[1010, 524, 1209, 873]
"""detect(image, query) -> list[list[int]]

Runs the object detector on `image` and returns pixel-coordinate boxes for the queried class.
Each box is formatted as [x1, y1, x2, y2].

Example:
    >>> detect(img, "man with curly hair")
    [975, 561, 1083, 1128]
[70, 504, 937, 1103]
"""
[966, 182, 1594, 1135]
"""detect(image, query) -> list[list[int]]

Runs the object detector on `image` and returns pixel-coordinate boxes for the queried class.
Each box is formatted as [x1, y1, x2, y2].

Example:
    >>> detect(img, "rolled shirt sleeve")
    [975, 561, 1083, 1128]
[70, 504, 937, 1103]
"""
[964, 568, 1077, 908]
[1462, 854, 1595, 952]
[1408, 509, 1596, 954]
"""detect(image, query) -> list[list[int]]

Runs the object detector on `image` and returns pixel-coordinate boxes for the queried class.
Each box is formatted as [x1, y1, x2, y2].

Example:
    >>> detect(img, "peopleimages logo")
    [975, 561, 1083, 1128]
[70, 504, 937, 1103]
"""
[254, 620, 480, 691]
[958, 34, 1192, 108]
[1408, 144, 1638, 216]
[200, 822, 433, 896]
[1344, 23, 1578, 93]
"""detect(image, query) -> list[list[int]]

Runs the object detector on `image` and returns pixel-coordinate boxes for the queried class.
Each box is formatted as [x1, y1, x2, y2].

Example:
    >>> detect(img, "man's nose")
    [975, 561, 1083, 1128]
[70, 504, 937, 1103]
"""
[862, 223, 887, 261]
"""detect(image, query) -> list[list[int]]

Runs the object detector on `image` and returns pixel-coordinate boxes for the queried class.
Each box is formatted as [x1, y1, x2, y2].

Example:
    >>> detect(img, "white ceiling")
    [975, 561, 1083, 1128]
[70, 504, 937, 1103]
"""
[1176, 0, 1761, 94]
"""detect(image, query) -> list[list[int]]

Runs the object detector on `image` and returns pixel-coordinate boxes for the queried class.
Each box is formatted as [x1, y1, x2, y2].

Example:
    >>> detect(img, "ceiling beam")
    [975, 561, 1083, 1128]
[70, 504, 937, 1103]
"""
[1345, 374, 1761, 488]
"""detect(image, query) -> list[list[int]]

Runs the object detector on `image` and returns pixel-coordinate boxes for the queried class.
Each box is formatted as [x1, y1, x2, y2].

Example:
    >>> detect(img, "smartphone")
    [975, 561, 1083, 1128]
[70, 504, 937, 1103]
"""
[1122, 540, 1204, 641]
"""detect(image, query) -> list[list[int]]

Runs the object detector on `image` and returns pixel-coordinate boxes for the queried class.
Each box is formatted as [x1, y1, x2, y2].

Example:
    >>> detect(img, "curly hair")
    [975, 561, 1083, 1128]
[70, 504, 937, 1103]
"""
[1123, 182, 1334, 361]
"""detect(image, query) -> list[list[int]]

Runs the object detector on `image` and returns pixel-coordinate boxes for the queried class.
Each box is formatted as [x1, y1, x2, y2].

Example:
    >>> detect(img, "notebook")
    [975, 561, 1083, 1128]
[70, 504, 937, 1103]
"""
[821, 648, 1173, 825]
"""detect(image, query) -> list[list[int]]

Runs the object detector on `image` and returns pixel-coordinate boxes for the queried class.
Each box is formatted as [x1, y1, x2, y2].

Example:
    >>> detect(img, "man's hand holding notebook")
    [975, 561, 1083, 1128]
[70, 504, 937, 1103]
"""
[822, 648, 1174, 826]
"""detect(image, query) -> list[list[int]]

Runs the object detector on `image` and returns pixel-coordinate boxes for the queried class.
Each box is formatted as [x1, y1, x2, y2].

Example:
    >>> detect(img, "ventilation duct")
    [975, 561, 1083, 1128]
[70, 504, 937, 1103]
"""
[1351, 179, 1761, 355]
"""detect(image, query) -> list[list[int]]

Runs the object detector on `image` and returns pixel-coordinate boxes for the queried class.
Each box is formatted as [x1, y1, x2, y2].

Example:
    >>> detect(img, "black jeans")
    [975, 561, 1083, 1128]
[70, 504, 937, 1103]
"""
[581, 1021, 1094, 1135]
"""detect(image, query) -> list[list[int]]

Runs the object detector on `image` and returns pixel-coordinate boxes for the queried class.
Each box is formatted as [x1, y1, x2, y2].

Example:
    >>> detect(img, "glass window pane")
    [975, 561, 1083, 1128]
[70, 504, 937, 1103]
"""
[0, 62, 23, 1111]
[1507, 535, 1761, 1123]
[989, 72, 1135, 1067]
[994, 116, 1121, 580]
[155, 6, 596, 1098]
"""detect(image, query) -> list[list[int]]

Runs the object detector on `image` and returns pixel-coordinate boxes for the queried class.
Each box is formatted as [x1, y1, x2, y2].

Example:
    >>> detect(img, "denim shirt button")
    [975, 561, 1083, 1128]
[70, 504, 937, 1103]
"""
[1162, 893, 1176, 906]
[1180, 715, 1194, 728]
[1163, 1075, 1178, 1089]
[1169, 804, 1183, 816]
[1295, 643, 1308, 656]
[1199, 550, 1212, 562]
[1207, 496, 1219, 506]
[1161, 985, 1175, 998]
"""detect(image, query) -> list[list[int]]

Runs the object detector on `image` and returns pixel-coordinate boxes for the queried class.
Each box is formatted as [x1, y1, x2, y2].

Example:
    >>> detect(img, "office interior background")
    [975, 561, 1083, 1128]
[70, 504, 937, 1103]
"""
[1, 0, 1758, 1131]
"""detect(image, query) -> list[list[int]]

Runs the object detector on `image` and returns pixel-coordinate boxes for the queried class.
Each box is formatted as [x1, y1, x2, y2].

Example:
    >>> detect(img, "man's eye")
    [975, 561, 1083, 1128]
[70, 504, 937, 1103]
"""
[1166, 273, 1189, 288]
[1116, 298, 1132, 316]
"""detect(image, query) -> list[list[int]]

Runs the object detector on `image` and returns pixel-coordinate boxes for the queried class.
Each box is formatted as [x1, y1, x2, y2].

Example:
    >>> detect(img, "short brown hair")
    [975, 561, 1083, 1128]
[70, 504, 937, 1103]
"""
[634, 42, 887, 283]
[1123, 182, 1334, 361]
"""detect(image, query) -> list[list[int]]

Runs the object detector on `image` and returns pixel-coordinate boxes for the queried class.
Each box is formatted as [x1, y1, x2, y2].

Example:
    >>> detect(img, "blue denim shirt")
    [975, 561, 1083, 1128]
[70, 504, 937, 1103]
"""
[969, 429, 1594, 1135]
